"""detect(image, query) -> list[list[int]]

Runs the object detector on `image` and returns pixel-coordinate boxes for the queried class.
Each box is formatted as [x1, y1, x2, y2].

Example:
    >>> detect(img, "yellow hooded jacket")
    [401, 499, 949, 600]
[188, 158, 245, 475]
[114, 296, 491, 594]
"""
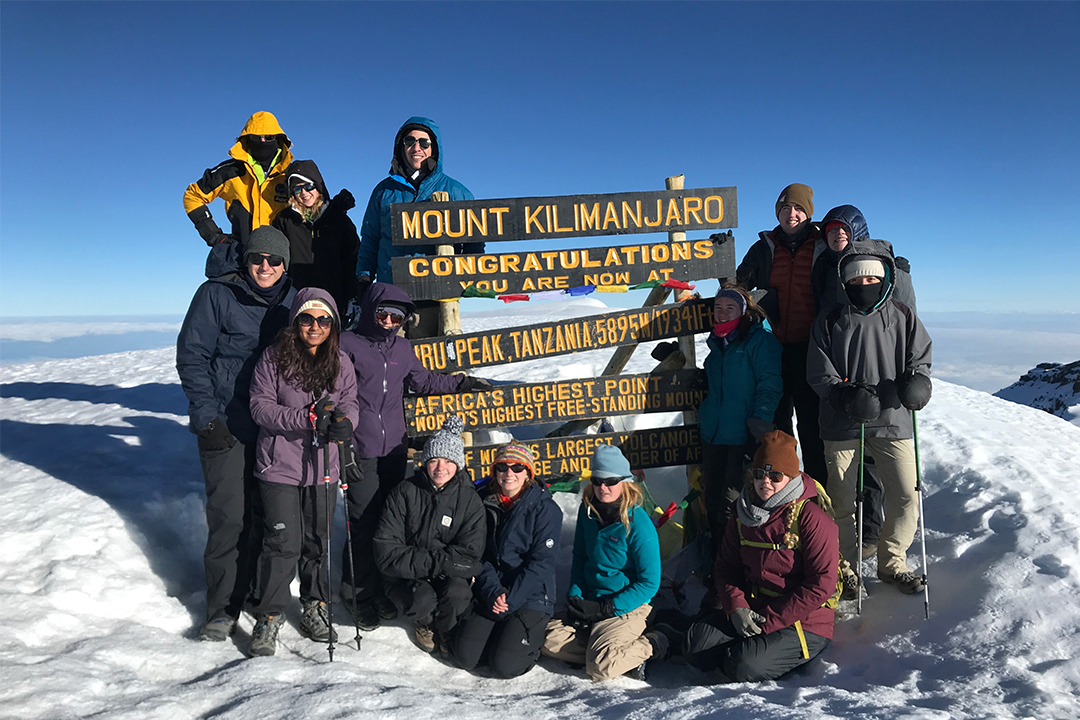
[183, 111, 295, 245]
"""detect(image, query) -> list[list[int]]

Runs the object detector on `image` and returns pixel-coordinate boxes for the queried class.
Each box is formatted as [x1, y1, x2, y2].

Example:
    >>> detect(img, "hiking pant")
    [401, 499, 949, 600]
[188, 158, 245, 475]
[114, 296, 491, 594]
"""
[340, 453, 408, 604]
[451, 606, 551, 678]
[198, 439, 262, 622]
[385, 576, 473, 636]
[253, 480, 337, 615]
[542, 603, 653, 681]
[684, 608, 830, 682]
[775, 341, 827, 485]
[700, 441, 745, 551]
[825, 437, 919, 576]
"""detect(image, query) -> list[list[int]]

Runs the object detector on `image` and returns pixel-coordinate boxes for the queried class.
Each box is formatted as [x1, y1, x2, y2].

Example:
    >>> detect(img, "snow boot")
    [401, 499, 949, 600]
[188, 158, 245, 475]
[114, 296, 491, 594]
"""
[645, 630, 669, 661]
[841, 568, 867, 601]
[250, 613, 285, 657]
[414, 622, 436, 653]
[198, 616, 236, 642]
[349, 600, 381, 632]
[878, 569, 926, 595]
[299, 600, 338, 643]
[374, 594, 398, 621]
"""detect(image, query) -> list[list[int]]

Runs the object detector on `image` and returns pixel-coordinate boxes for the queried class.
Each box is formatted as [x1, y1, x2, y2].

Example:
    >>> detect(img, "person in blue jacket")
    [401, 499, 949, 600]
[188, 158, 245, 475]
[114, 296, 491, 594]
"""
[698, 285, 783, 546]
[354, 116, 483, 337]
[541, 445, 664, 681]
[450, 441, 563, 678]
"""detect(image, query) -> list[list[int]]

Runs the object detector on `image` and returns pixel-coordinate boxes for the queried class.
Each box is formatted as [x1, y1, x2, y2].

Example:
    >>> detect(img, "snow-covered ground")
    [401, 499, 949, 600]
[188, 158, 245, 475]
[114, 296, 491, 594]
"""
[2, 300, 1079, 719]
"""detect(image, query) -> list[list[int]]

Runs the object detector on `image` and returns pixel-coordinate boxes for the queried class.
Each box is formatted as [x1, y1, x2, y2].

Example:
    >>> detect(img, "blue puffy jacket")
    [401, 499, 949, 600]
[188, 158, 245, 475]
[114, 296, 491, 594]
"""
[698, 320, 783, 446]
[176, 242, 296, 444]
[356, 117, 483, 283]
[568, 501, 661, 616]
[473, 483, 563, 616]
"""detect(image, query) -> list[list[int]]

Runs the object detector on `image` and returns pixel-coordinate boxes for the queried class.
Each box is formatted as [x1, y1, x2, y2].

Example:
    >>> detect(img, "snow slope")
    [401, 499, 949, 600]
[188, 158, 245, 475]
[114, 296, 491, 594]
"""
[2, 300, 1079, 720]
[994, 360, 1080, 429]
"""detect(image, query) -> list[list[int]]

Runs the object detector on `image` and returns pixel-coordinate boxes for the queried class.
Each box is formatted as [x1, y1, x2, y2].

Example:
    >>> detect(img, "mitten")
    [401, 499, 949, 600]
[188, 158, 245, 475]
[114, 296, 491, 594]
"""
[897, 370, 932, 411]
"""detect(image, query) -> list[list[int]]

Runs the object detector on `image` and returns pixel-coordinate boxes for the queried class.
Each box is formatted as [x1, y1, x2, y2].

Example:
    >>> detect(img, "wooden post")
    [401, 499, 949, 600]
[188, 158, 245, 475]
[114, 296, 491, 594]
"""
[667, 174, 698, 427]
[429, 191, 462, 337]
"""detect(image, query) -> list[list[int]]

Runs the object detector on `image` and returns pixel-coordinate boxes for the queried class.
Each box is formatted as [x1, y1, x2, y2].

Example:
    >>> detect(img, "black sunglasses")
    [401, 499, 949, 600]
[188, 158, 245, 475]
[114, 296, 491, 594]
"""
[494, 463, 528, 474]
[245, 253, 284, 267]
[297, 313, 333, 329]
[292, 183, 316, 195]
[752, 468, 787, 483]
[403, 136, 432, 149]
[590, 475, 628, 487]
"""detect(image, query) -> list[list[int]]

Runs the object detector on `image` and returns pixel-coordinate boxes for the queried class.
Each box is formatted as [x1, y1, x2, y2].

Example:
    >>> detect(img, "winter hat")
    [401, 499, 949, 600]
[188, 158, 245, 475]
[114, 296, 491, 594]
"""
[245, 226, 291, 270]
[288, 172, 317, 192]
[752, 430, 801, 479]
[842, 257, 886, 283]
[376, 301, 409, 319]
[591, 444, 633, 480]
[421, 415, 466, 469]
[775, 183, 814, 219]
[295, 298, 336, 323]
[715, 288, 747, 316]
[491, 440, 536, 479]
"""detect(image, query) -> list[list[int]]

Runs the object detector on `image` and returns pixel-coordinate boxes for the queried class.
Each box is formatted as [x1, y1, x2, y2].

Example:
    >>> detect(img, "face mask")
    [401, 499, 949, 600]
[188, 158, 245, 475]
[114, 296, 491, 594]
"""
[712, 317, 741, 337]
[845, 282, 886, 312]
[244, 136, 278, 164]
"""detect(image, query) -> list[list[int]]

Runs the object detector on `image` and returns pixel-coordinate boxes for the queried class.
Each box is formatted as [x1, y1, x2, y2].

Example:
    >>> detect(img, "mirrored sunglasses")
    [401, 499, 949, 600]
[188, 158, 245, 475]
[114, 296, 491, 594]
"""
[297, 313, 333, 329]
[245, 253, 284, 267]
[494, 463, 528, 474]
[402, 136, 432, 149]
[292, 183, 316, 195]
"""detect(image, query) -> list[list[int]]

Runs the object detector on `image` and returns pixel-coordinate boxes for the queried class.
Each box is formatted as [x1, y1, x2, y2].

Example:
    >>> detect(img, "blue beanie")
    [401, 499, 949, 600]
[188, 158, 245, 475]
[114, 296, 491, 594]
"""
[592, 444, 632, 480]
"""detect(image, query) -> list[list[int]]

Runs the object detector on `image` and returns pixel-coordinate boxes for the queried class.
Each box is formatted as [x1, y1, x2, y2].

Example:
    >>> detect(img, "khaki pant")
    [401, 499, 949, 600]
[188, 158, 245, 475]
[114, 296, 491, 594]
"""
[825, 437, 919, 576]
[541, 604, 653, 681]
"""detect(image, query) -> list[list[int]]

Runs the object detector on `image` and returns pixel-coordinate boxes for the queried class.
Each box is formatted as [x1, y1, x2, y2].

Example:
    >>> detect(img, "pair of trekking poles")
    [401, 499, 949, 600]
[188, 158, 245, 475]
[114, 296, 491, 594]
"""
[855, 410, 930, 619]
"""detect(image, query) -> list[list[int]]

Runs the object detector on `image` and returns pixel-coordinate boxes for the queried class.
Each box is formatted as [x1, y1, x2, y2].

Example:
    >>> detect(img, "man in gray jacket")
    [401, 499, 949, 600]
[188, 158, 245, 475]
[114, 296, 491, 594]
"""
[808, 243, 932, 596]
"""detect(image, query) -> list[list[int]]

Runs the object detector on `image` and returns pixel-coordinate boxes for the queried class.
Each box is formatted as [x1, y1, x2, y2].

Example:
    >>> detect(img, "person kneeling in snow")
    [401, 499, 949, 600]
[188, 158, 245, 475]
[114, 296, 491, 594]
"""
[683, 430, 839, 682]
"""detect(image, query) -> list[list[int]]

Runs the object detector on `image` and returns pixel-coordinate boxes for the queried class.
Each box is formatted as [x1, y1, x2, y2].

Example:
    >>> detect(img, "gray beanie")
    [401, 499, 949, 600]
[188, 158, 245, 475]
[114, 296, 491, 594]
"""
[591, 444, 633, 480]
[421, 415, 466, 469]
[245, 226, 291, 270]
[842, 257, 886, 283]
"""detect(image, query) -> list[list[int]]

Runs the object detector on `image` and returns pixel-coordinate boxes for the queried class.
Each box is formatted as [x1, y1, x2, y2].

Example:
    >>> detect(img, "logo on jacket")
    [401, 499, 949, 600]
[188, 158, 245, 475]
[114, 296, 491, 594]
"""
[441, 515, 453, 528]
[274, 183, 287, 204]
[545, 538, 554, 548]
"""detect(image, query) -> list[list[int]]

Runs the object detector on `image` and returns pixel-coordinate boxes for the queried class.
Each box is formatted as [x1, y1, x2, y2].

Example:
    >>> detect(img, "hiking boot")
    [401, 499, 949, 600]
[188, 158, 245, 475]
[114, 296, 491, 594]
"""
[198, 616, 236, 642]
[299, 600, 338, 643]
[878, 570, 926, 595]
[250, 613, 285, 656]
[861, 543, 878, 559]
[841, 568, 867, 601]
[644, 630, 669, 662]
[374, 595, 398, 621]
[629, 660, 648, 681]
[347, 600, 381, 632]
[414, 622, 436, 653]
[652, 622, 684, 658]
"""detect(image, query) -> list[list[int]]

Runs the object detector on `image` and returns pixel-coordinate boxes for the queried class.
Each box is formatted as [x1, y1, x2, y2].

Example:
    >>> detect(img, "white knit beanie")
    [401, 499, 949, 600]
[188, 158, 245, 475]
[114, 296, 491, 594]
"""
[420, 416, 466, 468]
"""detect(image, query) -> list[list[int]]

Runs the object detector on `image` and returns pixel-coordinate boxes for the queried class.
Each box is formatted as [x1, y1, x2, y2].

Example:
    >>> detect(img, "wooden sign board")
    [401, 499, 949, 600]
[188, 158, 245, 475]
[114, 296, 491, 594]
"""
[392, 237, 736, 301]
[412, 299, 714, 372]
[391, 187, 737, 246]
[458, 425, 702, 482]
[405, 369, 706, 437]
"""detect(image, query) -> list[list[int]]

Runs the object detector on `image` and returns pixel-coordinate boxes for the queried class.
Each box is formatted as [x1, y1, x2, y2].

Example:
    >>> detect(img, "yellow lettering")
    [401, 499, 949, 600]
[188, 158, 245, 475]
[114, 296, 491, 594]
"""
[602, 202, 620, 230]
[423, 210, 444, 238]
[525, 205, 544, 234]
[704, 196, 724, 223]
[665, 199, 683, 226]
[402, 211, 421, 239]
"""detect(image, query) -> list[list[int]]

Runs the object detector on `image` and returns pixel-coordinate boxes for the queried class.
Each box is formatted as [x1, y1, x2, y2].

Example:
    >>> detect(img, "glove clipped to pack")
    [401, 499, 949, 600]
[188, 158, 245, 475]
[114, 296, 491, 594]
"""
[457, 375, 494, 393]
[730, 607, 766, 637]
[897, 369, 932, 411]
[832, 382, 881, 424]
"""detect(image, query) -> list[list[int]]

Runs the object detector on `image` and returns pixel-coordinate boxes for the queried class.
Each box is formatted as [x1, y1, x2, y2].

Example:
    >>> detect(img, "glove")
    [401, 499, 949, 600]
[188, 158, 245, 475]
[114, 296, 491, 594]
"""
[457, 375, 494, 393]
[832, 383, 881, 424]
[897, 370, 932, 411]
[895, 256, 911, 273]
[746, 417, 776, 441]
[567, 595, 614, 625]
[310, 397, 335, 439]
[328, 409, 353, 443]
[708, 231, 732, 246]
[196, 417, 235, 452]
[650, 341, 679, 362]
[731, 607, 766, 637]
[339, 439, 362, 484]
[332, 188, 356, 212]
[192, 213, 233, 247]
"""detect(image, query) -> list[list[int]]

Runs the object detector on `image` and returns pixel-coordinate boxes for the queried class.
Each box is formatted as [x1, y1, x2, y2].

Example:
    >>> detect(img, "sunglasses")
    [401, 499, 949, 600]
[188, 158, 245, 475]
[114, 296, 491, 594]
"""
[246, 253, 284, 267]
[494, 463, 528, 474]
[292, 183, 316, 195]
[752, 468, 787, 483]
[297, 313, 333, 329]
[375, 310, 405, 325]
[590, 475, 628, 487]
[402, 136, 432, 149]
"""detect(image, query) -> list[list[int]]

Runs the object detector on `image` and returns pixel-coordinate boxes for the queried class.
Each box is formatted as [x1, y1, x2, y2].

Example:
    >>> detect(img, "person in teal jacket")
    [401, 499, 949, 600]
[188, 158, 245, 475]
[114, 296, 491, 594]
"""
[354, 117, 483, 336]
[698, 285, 783, 545]
[541, 446, 665, 681]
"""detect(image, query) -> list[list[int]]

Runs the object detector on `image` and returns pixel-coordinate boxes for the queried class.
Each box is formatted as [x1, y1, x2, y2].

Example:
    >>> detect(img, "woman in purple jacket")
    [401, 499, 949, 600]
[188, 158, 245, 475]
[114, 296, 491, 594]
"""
[246, 287, 359, 657]
[338, 282, 492, 629]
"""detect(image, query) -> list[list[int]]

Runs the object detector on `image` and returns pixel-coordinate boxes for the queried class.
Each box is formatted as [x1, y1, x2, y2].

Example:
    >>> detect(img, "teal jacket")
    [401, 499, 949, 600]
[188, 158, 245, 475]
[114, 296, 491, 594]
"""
[356, 116, 481, 283]
[568, 502, 661, 616]
[698, 321, 783, 446]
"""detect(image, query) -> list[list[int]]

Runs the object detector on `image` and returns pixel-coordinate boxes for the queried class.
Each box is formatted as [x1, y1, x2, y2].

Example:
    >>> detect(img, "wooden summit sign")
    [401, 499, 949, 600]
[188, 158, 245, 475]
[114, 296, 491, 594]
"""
[405, 369, 706, 436]
[458, 425, 702, 482]
[412, 299, 714, 372]
[392, 237, 736, 301]
[390, 187, 738, 245]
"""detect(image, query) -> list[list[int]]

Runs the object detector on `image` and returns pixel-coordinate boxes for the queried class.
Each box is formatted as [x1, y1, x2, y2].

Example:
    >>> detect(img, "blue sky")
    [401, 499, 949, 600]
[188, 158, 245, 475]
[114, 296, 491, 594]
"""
[2, 1, 1077, 317]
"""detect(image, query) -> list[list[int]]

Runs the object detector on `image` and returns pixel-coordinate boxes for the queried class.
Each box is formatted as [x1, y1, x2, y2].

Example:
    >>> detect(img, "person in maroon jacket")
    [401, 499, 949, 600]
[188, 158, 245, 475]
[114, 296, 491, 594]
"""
[683, 430, 839, 681]
[337, 282, 493, 629]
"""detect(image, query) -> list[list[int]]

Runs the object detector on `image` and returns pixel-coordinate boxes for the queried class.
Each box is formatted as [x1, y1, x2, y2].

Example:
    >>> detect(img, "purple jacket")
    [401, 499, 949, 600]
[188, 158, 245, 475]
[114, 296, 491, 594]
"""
[250, 287, 360, 486]
[339, 282, 463, 458]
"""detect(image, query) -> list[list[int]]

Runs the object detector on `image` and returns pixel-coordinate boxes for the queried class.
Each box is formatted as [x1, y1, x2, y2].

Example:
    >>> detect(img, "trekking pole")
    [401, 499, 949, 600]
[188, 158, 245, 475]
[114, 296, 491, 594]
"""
[338, 442, 363, 650]
[913, 410, 930, 619]
[856, 422, 865, 616]
[323, 440, 335, 662]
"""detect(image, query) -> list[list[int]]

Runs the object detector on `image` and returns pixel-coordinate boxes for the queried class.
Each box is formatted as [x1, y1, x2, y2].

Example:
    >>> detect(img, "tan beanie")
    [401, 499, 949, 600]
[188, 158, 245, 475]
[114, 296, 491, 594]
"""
[752, 430, 801, 479]
[775, 183, 814, 220]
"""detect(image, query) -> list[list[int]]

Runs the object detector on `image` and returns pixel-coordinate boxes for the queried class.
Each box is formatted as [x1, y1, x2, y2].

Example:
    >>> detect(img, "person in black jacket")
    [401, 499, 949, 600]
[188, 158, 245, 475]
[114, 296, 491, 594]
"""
[372, 416, 485, 653]
[176, 226, 297, 642]
[272, 160, 359, 318]
[450, 441, 562, 678]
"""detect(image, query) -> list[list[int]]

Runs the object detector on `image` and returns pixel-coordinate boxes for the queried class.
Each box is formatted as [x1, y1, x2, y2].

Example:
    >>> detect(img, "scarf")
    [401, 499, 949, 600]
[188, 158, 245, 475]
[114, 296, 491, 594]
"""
[735, 473, 805, 528]
[591, 497, 622, 529]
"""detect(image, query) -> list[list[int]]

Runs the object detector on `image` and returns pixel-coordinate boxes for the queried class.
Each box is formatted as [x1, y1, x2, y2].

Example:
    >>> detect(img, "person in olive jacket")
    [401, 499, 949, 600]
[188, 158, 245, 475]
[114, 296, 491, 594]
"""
[372, 416, 485, 654]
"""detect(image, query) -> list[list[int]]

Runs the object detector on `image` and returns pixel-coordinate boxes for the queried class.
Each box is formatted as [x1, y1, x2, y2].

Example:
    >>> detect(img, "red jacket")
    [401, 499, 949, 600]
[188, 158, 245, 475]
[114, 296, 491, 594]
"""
[715, 473, 839, 639]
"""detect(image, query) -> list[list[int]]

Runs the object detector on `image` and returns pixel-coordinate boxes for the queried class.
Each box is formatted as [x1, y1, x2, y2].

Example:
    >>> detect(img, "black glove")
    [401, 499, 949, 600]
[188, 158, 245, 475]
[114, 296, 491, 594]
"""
[833, 383, 881, 424]
[567, 595, 614, 625]
[895, 256, 911, 273]
[310, 397, 334, 439]
[339, 439, 362, 484]
[651, 341, 679, 362]
[196, 417, 236, 452]
[709, 231, 732, 246]
[746, 417, 776, 441]
[457, 375, 494, 393]
[329, 408, 353, 443]
[897, 370, 932, 411]
[730, 607, 766, 637]
[333, 188, 356, 212]
[191, 213, 233, 247]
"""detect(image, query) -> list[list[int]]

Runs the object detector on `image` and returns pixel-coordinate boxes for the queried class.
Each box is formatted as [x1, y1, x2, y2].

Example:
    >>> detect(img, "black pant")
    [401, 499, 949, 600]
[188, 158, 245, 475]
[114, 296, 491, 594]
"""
[385, 576, 473, 635]
[451, 605, 551, 678]
[775, 340, 827, 485]
[254, 480, 337, 614]
[685, 608, 830, 682]
[198, 439, 262, 622]
[340, 454, 408, 603]
[700, 441, 745, 548]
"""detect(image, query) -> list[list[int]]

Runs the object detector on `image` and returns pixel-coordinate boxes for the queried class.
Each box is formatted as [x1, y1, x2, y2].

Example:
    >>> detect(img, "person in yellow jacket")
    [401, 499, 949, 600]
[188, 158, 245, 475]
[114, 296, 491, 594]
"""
[184, 111, 294, 246]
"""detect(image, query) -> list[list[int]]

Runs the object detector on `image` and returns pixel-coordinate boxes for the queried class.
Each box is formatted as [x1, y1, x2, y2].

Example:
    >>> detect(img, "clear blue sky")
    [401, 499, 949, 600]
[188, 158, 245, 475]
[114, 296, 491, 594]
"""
[2, 1, 1077, 317]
